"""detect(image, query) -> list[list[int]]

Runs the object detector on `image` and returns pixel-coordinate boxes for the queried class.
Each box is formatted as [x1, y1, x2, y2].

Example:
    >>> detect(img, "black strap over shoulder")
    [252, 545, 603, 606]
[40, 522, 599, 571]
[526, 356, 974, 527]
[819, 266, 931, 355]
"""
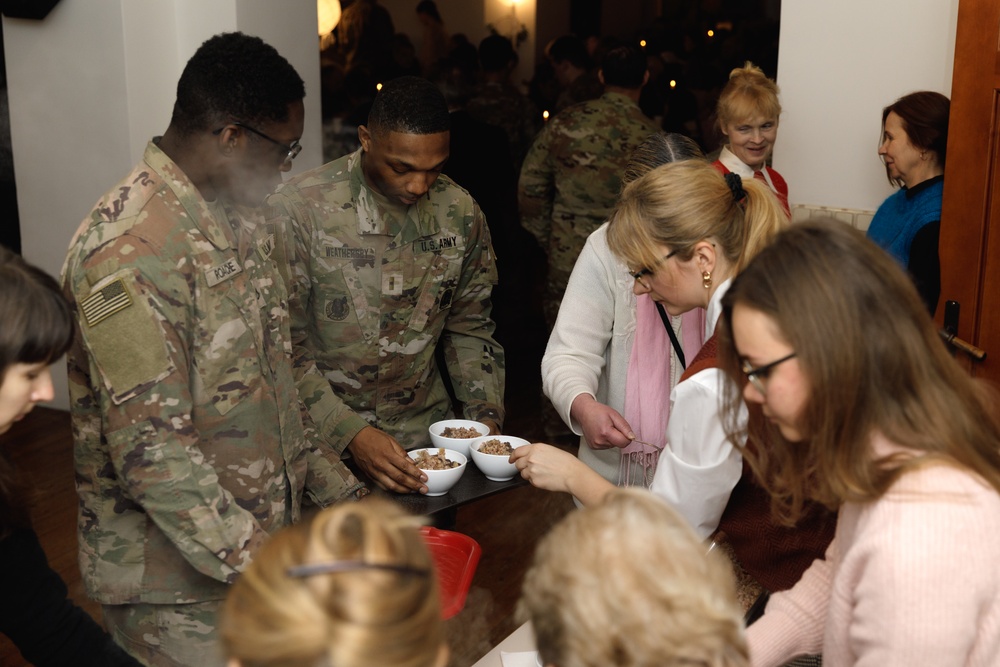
[654, 301, 686, 369]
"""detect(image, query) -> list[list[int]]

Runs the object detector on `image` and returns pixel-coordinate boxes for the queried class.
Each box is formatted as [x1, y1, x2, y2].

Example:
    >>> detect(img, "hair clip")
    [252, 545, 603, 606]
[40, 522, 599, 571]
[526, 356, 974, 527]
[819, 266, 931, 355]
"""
[286, 561, 431, 578]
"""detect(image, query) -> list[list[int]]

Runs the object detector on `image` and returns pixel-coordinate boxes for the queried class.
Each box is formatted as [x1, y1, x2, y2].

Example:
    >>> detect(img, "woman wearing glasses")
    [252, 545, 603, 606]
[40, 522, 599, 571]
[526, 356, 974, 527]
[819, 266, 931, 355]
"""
[718, 221, 1000, 665]
[513, 159, 786, 539]
[220, 497, 446, 667]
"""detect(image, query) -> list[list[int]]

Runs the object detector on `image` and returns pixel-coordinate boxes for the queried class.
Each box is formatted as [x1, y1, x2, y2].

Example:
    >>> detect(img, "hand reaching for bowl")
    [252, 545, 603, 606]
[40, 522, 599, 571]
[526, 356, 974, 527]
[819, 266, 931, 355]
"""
[348, 426, 428, 494]
[510, 443, 614, 507]
[570, 394, 635, 449]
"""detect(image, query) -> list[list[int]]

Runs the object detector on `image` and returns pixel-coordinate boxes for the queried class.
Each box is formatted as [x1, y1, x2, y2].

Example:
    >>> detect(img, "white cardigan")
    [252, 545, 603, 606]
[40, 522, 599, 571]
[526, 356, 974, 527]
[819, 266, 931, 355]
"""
[541, 224, 685, 484]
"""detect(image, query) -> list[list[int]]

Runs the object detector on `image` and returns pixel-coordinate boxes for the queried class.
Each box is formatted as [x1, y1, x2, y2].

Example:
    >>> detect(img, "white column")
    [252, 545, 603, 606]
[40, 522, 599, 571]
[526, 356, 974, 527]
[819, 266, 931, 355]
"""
[3, 0, 322, 409]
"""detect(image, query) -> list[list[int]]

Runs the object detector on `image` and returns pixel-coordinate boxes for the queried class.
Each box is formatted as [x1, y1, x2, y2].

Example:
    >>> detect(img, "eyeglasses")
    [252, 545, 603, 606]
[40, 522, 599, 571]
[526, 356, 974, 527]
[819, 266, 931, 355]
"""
[632, 249, 679, 289]
[213, 121, 302, 165]
[287, 560, 431, 578]
[742, 352, 796, 394]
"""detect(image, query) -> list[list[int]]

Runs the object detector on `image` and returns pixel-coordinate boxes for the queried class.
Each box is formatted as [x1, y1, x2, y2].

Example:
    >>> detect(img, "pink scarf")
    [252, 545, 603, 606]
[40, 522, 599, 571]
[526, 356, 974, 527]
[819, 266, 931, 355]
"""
[620, 296, 706, 486]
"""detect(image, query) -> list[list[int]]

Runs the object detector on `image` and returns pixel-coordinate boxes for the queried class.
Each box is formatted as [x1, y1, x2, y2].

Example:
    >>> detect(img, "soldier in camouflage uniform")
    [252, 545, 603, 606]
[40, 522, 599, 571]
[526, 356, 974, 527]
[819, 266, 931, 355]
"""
[466, 34, 542, 172]
[267, 76, 505, 495]
[519, 44, 659, 328]
[61, 34, 365, 667]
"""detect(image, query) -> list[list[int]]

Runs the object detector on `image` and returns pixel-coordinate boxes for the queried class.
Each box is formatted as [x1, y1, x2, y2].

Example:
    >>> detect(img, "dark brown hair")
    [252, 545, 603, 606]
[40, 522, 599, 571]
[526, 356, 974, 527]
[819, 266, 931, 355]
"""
[717, 220, 1000, 523]
[881, 91, 950, 185]
[0, 247, 74, 537]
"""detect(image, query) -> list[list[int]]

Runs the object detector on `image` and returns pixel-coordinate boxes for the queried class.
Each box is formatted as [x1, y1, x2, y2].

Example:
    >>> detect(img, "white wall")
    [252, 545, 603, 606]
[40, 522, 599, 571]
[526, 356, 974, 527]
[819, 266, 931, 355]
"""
[774, 0, 959, 212]
[3, 0, 323, 409]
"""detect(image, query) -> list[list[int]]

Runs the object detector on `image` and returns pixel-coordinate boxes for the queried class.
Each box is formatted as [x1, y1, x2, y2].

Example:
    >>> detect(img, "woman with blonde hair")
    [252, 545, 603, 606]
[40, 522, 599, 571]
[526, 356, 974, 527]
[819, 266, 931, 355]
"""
[542, 133, 706, 489]
[220, 498, 446, 667]
[713, 62, 788, 214]
[717, 220, 1000, 665]
[522, 488, 749, 667]
[514, 159, 787, 540]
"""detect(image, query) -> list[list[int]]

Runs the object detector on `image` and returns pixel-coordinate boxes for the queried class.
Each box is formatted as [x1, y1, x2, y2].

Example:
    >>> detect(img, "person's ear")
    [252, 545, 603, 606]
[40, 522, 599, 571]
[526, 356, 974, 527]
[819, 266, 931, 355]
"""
[226, 658, 242, 667]
[693, 240, 717, 274]
[642, 70, 650, 87]
[597, 69, 605, 86]
[358, 125, 372, 153]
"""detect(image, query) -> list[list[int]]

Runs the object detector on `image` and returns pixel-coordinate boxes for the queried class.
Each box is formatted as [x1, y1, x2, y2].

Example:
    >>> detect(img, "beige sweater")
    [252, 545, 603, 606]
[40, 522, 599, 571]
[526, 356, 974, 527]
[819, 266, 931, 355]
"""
[748, 439, 1000, 666]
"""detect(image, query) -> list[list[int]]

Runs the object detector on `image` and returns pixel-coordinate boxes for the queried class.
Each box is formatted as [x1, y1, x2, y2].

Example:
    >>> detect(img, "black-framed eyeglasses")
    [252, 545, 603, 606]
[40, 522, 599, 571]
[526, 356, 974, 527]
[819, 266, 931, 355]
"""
[213, 121, 302, 165]
[287, 560, 431, 579]
[742, 352, 797, 394]
[632, 249, 680, 289]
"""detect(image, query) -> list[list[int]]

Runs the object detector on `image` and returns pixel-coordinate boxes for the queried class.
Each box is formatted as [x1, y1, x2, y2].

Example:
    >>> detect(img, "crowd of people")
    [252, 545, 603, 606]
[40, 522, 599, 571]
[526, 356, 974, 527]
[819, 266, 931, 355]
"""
[0, 5, 992, 667]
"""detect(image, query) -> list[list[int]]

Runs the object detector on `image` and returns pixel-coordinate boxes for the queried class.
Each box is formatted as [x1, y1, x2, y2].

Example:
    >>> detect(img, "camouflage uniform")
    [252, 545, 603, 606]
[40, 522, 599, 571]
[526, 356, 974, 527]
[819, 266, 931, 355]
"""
[62, 141, 365, 666]
[466, 80, 542, 171]
[266, 149, 505, 452]
[519, 92, 659, 326]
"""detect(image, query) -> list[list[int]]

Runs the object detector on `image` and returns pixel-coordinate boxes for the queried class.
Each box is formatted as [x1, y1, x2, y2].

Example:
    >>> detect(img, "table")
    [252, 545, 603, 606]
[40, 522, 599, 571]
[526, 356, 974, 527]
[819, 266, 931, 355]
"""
[471, 622, 537, 666]
[345, 456, 527, 516]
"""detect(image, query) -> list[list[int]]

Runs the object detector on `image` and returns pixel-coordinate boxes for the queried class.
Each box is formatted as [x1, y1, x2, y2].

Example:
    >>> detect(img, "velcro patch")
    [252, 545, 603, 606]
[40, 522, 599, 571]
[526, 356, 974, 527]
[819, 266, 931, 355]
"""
[81, 278, 132, 327]
[205, 258, 242, 287]
[256, 233, 275, 261]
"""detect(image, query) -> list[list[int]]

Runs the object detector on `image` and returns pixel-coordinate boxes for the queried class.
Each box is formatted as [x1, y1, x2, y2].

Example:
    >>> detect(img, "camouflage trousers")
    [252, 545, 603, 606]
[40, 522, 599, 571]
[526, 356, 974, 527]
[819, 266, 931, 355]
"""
[543, 214, 603, 329]
[103, 601, 225, 667]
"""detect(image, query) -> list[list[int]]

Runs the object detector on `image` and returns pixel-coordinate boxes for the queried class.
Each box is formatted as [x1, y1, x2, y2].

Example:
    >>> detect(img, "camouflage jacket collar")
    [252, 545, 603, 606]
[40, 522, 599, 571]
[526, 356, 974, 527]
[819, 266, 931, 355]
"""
[145, 139, 234, 252]
[348, 149, 442, 245]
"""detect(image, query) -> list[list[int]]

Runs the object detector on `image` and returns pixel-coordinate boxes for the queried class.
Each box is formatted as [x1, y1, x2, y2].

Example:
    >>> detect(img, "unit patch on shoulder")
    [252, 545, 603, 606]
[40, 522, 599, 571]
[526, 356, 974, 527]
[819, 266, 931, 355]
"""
[81, 278, 132, 327]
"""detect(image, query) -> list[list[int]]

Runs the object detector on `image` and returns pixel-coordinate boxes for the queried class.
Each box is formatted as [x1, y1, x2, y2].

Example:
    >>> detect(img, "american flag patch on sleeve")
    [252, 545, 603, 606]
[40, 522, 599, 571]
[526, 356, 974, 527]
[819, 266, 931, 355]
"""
[81, 278, 132, 327]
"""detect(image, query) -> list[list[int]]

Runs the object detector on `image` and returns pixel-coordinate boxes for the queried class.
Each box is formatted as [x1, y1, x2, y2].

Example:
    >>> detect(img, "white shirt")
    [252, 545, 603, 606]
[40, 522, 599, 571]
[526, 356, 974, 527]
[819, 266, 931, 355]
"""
[650, 278, 745, 538]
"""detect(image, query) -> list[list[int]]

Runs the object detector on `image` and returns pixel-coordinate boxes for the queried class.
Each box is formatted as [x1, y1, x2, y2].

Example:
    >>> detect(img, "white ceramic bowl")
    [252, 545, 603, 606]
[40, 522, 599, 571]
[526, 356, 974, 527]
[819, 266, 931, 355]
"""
[469, 435, 530, 481]
[428, 419, 490, 457]
[409, 448, 467, 497]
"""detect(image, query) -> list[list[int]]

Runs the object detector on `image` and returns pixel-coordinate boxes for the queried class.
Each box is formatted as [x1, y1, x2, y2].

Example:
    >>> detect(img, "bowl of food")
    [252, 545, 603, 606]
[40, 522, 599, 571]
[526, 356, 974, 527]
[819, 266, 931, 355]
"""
[428, 419, 490, 457]
[468, 435, 530, 481]
[409, 448, 467, 497]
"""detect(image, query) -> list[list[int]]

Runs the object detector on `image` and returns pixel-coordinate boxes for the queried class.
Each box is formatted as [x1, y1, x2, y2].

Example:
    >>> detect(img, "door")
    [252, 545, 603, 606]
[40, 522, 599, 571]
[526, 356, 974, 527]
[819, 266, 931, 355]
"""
[938, 0, 1000, 380]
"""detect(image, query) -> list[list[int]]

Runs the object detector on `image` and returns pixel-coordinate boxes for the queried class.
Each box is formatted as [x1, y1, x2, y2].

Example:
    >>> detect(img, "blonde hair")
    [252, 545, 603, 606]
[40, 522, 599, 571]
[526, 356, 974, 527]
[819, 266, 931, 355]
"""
[521, 489, 748, 667]
[607, 159, 787, 276]
[220, 498, 443, 667]
[716, 62, 781, 129]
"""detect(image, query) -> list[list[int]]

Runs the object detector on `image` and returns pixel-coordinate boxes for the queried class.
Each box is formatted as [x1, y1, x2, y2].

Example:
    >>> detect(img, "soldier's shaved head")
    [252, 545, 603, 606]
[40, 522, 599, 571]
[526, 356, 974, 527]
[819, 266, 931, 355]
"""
[169, 32, 305, 136]
[366, 76, 450, 138]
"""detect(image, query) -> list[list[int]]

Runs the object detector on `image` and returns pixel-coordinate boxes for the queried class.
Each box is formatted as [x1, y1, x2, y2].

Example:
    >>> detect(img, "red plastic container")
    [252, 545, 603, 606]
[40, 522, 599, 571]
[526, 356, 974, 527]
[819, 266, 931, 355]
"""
[420, 526, 481, 619]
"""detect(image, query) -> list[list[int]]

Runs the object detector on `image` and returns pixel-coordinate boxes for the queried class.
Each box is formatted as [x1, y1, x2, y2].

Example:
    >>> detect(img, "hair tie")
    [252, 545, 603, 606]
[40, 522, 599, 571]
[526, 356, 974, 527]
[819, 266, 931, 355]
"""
[724, 172, 746, 204]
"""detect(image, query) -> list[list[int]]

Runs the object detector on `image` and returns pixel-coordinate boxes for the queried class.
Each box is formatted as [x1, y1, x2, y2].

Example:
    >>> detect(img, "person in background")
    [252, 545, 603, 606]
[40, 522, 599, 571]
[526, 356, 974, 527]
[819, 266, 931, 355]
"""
[867, 90, 949, 316]
[467, 34, 541, 172]
[221, 497, 446, 667]
[521, 488, 749, 667]
[267, 76, 505, 495]
[416, 0, 449, 77]
[712, 62, 789, 215]
[514, 160, 787, 540]
[719, 220, 1000, 666]
[542, 133, 706, 489]
[0, 247, 139, 666]
[545, 35, 602, 114]
[63, 33, 366, 666]
[519, 43, 659, 331]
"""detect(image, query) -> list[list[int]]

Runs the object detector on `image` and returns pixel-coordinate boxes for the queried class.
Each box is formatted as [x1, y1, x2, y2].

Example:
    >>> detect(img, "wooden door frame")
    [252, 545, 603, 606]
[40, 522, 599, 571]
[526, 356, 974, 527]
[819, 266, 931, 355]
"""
[939, 0, 1000, 373]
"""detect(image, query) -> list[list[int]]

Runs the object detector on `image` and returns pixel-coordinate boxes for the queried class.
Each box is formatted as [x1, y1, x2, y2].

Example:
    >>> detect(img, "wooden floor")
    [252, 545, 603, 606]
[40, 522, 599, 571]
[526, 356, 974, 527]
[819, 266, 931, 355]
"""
[0, 304, 573, 666]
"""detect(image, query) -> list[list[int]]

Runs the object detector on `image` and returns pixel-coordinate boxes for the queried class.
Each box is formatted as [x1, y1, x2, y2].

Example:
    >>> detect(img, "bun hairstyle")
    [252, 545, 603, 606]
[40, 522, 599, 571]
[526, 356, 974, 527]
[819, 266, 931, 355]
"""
[221, 499, 443, 667]
[716, 61, 781, 130]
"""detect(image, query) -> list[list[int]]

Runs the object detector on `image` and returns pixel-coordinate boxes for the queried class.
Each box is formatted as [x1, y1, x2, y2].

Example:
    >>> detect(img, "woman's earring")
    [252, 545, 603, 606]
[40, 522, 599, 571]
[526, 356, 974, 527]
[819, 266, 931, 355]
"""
[703, 271, 712, 289]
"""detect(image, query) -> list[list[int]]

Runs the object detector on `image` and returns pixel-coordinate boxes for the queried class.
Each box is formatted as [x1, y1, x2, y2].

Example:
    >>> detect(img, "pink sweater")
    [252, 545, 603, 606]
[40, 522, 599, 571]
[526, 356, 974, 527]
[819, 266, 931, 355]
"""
[748, 444, 1000, 666]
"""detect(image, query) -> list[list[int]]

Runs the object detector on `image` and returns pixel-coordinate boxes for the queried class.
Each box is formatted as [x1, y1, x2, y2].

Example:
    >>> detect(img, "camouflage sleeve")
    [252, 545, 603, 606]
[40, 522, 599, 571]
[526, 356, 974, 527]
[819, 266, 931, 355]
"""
[441, 201, 506, 426]
[66, 252, 267, 584]
[267, 192, 370, 454]
[518, 123, 556, 250]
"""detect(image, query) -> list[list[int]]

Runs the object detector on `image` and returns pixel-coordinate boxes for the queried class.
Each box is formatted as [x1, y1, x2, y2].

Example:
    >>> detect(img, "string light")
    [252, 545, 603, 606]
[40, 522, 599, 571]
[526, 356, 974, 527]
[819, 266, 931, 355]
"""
[542, 110, 550, 121]
[707, 29, 715, 37]
[669, 80, 677, 89]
